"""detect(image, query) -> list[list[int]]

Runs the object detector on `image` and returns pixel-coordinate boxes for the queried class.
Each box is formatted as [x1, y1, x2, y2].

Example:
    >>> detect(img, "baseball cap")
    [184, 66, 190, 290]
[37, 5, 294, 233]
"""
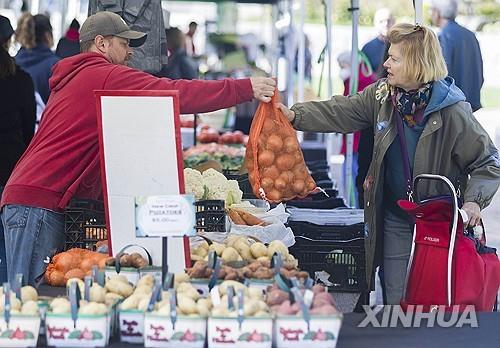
[0, 15, 14, 45]
[80, 12, 147, 47]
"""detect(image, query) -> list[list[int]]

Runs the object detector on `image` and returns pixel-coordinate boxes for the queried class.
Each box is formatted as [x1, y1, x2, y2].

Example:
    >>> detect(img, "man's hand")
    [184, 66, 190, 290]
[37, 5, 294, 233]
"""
[250, 77, 276, 103]
[462, 201, 481, 227]
[276, 102, 295, 123]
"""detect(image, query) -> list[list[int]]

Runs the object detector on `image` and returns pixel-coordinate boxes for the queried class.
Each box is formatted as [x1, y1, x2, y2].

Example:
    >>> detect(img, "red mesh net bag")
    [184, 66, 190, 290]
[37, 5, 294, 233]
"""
[245, 91, 316, 202]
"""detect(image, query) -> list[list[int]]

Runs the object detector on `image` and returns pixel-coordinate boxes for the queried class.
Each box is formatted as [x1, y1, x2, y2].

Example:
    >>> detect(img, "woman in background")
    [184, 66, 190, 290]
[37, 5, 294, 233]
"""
[0, 15, 36, 282]
[15, 13, 59, 104]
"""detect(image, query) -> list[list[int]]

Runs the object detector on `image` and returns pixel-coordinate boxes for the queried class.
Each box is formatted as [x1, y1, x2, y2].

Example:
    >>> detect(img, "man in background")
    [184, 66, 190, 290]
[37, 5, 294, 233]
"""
[431, 0, 484, 111]
[185, 21, 197, 57]
[361, 8, 395, 72]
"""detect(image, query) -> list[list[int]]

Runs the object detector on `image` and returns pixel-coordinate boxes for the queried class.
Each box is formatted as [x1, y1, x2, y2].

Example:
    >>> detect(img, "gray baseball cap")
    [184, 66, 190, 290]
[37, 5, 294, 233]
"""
[80, 12, 147, 47]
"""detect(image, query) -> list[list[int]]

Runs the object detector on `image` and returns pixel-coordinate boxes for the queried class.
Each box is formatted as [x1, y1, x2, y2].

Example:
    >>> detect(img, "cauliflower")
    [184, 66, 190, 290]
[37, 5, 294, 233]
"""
[202, 169, 243, 206]
[184, 168, 205, 200]
[202, 169, 229, 201]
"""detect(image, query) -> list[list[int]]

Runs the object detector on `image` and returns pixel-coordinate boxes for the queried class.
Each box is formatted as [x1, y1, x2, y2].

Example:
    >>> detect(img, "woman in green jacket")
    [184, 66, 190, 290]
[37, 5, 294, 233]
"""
[278, 23, 500, 304]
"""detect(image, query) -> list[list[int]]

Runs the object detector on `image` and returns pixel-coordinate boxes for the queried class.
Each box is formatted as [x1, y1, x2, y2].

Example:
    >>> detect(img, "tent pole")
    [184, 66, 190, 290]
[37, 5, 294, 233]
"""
[414, 0, 423, 25]
[345, 0, 359, 207]
[297, 0, 305, 103]
[325, 0, 335, 182]
[271, 3, 279, 76]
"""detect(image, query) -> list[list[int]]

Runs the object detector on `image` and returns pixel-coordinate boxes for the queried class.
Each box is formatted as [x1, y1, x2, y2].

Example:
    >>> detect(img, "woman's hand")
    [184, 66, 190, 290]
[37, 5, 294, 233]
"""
[462, 201, 481, 227]
[276, 103, 295, 123]
[250, 77, 276, 103]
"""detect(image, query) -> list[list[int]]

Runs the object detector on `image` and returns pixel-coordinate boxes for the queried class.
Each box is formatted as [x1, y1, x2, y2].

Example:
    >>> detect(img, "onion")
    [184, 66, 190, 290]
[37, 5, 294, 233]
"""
[262, 118, 276, 134]
[64, 269, 85, 282]
[274, 178, 287, 190]
[262, 166, 280, 180]
[80, 258, 98, 273]
[279, 171, 294, 183]
[266, 135, 283, 152]
[261, 177, 274, 191]
[276, 154, 295, 171]
[48, 270, 65, 287]
[258, 150, 275, 167]
[54, 253, 81, 273]
[292, 180, 305, 194]
[283, 136, 299, 153]
[267, 189, 282, 202]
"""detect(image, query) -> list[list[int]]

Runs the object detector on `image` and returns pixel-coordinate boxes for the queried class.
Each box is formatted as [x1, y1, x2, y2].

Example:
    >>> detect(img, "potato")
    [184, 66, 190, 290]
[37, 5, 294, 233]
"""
[211, 305, 229, 317]
[174, 272, 190, 284]
[66, 278, 84, 293]
[191, 254, 204, 261]
[120, 295, 141, 310]
[198, 240, 209, 250]
[193, 246, 208, 258]
[154, 300, 170, 311]
[267, 240, 289, 258]
[218, 280, 246, 295]
[136, 274, 155, 288]
[196, 300, 211, 317]
[129, 253, 148, 269]
[21, 286, 38, 303]
[254, 310, 270, 317]
[89, 284, 106, 303]
[243, 300, 260, 316]
[50, 297, 70, 310]
[133, 285, 153, 296]
[105, 292, 123, 306]
[178, 296, 197, 315]
[156, 303, 171, 315]
[137, 295, 152, 312]
[108, 274, 128, 284]
[21, 301, 39, 316]
[221, 247, 240, 263]
[225, 235, 241, 248]
[208, 242, 225, 257]
[106, 279, 133, 297]
[0, 294, 21, 312]
[256, 300, 268, 312]
[257, 256, 270, 262]
[52, 302, 71, 314]
[250, 243, 267, 259]
[119, 254, 132, 267]
[234, 241, 252, 261]
[79, 302, 108, 315]
[309, 304, 339, 315]
[248, 287, 264, 301]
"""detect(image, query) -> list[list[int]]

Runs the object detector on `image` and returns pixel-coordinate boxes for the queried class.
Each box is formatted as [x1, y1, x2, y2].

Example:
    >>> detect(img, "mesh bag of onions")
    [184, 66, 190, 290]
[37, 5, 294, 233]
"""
[245, 91, 316, 202]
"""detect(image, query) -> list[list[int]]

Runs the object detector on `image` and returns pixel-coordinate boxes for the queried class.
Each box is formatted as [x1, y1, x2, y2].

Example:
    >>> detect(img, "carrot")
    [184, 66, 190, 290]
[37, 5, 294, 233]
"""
[228, 209, 247, 225]
[233, 209, 268, 226]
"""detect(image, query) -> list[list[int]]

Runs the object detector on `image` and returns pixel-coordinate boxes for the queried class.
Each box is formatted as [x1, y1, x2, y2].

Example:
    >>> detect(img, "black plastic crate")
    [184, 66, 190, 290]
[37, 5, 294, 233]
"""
[195, 200, 226, 233]
[64, 199, 107, 251]
[288, 221, 367, 292]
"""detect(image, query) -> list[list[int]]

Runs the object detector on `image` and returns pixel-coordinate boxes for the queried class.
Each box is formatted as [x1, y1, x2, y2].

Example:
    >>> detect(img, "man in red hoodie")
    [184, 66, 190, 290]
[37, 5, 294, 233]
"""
[0, 12, 275, 285]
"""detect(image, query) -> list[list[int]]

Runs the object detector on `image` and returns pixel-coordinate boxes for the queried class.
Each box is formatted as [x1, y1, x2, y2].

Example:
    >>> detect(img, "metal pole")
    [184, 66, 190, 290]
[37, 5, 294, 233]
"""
[297, 0, 305, 103]
[325, 0, 336, 189]
[345, 0, 359, 207]
[414, 0, 423, 25]
[286, 0, 295, 107]
[271, 4, 279, 77]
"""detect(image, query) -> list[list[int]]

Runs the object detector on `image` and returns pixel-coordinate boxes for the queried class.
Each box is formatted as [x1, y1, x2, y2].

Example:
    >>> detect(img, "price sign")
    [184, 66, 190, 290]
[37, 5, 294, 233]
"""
[135, 195, 196, 237]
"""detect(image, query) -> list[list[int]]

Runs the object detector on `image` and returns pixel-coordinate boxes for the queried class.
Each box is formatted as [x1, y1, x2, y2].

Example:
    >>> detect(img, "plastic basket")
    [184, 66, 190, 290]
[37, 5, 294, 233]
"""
[288, 221, 367, 292]
[64, 199, 107, 250]
[195, 200, 226, 233]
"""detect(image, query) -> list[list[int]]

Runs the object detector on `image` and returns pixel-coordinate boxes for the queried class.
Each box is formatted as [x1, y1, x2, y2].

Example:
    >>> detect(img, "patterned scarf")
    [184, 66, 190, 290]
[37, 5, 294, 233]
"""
[393, 82, 433, 128]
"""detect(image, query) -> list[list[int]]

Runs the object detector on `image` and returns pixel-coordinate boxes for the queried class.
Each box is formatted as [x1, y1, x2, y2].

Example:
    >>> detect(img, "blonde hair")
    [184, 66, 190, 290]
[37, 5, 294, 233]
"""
[16, 13, 52, 50]
[387, 23, 447, 84]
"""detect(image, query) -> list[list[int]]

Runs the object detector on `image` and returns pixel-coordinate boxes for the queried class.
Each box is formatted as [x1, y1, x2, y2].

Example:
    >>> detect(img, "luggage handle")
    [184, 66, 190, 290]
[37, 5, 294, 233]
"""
[403, 174, 459, 307]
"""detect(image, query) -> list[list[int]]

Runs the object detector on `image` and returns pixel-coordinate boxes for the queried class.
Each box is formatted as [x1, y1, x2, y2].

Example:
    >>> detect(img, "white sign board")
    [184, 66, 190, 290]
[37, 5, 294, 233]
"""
[135, 195, 196, 237]
[96, 91, 187, 272]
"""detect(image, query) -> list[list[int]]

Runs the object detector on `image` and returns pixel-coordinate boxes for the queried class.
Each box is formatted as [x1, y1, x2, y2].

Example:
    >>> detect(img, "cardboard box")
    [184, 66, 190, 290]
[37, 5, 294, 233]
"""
[0, 314, 41, 347]
[208, 316, 272, 348]
[274, 315, 343, 348]
[144, 314, 207, 348]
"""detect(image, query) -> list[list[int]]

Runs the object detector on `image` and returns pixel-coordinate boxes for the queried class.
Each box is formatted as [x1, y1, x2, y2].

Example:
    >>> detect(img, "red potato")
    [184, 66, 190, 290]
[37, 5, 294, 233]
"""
[309, 304, 339, 315]
[312, 292, 335, 308]
[266, 289, 289, 306]
[277, 300, 298, 315]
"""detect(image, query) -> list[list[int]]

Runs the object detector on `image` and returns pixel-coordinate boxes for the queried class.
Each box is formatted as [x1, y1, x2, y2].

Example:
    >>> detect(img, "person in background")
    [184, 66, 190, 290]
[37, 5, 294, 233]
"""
[431, 0, 483, 111]
[0, 15, 36, 283]
[56, 19, 80, 59]
[164, 27, 198, 80]
[277, 24, 500, 304]
[185, 21, 197, 57]
[15, 13, 59, 104]
[294, 34, 312, 82]
[362, 8, 395, 73]
[337, 51, 377, 208]
[0, 12, 275, 285]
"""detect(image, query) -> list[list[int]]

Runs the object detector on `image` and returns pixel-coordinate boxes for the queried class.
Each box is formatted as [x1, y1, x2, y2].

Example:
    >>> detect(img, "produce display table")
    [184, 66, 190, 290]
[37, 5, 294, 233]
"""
[36, 283, 500, 348]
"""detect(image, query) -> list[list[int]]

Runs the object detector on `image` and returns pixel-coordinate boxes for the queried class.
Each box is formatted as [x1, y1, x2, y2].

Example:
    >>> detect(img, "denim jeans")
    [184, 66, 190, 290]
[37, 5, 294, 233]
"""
[0, 186, 6, 283]
[383, 210, 414, 305]
[1, 204, 66, 285]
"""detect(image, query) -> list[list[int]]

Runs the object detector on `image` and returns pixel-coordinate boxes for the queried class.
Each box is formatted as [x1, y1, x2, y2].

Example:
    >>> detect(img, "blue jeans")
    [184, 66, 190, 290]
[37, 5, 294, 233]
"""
[0, 186, 6, 283]
[1, 205, 66, 285]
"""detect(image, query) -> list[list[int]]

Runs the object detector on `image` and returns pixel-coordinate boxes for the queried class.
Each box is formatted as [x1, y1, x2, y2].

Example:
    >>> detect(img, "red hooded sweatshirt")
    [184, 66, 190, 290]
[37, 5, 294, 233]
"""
[1, 53, 253, 211]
